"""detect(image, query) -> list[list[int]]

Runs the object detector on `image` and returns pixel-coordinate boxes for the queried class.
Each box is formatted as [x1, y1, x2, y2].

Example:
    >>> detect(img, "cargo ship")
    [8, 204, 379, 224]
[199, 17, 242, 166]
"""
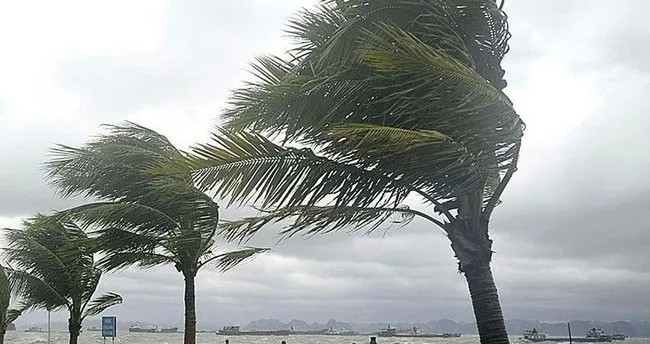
[160, 327, 179, 333]
[24, 327, 44, 333]
[218, 326, 291, 336]
[129, 326, 178, 333]
[377, 326, 461, 338]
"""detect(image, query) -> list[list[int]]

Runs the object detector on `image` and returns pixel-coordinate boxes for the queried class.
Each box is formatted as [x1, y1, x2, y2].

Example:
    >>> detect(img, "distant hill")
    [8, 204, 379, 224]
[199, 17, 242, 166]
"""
[244, 318, 288, 331]
[244, 318, 353, 332]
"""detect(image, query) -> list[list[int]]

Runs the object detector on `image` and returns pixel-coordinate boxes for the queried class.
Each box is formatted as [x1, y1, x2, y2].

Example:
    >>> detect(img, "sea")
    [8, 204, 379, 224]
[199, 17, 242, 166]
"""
[5, 332, 650, 344]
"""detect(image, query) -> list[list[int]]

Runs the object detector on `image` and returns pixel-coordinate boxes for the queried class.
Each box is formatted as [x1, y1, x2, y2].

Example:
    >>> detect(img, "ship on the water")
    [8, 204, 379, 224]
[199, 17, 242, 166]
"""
[87, 326, 101, 332]
[522, 327, 617, 342]
[24, 327, 44, 333]
[129, 326, 179, 333]
[218, 325, 291, 336]
[586, 328, 613, 342]
[377, 326, 461, 338]
[522, 328, 548, 342]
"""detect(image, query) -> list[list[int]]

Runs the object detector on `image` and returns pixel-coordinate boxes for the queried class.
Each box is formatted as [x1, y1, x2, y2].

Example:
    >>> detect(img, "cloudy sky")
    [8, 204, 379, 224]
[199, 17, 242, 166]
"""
[1, 0, 649, 327]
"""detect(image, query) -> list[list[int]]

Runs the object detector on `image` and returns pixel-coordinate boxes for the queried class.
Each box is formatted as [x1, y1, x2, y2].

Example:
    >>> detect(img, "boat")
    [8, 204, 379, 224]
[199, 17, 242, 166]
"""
[324, 328, 357, 336]
[129, 326, 158, 333]
[87, 327, 102, 332]
[129, 326, 179, 333]
[377, 326, 461, 338]
[521, 327, 613, 343]
[612, 333, 627, 341]
[160, 327, 179, 333]
[441, 332, 463, 337]
[586, 328, 612, 342]
[218, 325, 292, 336]
[523, 328, 548, 342]
[24, 327, 44, 333]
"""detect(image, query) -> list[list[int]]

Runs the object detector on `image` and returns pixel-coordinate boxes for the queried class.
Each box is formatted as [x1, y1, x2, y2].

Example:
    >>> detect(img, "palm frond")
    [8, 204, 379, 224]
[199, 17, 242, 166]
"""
[48, 123, 227, 276]
[1, 299, 31, 328]
[97, 252, 176, 271]
[447, 0, 511, 88]
[0, 267, 9, 326]
[325, 123, 461, 162]
[3, 228, 74, 289]
[5, 307, 27, 327]
[93, 227, 162, 251]
[209, 247, 269, 272]
[83, 292, 122, 317]
[220, 0, 522, 210]
[331, 123, 451, 146]
[3, 268, 69, 310]
[79, 268, 102, 306]
[219, 205, 428, 243]
[45, 122, 186, 202]
[169, 129, 412, 209]
[59, 202, 180, 235]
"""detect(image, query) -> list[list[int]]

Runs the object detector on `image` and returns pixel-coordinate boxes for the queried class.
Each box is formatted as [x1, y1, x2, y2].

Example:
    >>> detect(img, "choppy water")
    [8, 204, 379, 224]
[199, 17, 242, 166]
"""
[5, 332, 650, 344]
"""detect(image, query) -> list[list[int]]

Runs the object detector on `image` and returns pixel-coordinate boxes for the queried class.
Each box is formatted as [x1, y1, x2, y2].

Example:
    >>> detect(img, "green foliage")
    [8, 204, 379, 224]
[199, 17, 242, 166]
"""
[168, 0, 523, 242]
[46, 123, 267, 277]
[0, 267, 28, 331]
[220, 205, 420, 244]
[84, 292, 123, 317]
[0, 267, 27, 331]
[2, 216, 121, 327]
[46, 123, 268, 344]
[0, 267, 11, 329]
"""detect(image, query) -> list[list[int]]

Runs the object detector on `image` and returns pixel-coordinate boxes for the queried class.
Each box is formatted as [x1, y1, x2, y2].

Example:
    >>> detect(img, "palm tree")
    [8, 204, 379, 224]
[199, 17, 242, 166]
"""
[3, 215, 122, 344]
[0, 267, 29, 344]
[168, 1, 523, 344]
[45, 123, 267, 344]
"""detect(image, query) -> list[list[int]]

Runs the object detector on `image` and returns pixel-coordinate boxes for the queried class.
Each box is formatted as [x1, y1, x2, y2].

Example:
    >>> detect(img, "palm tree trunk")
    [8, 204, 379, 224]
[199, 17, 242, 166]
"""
[68, 320, 81, 344]
[183, 273, 197, 344]
[0, 329, 5, 344]
[464, 264, 509, 344]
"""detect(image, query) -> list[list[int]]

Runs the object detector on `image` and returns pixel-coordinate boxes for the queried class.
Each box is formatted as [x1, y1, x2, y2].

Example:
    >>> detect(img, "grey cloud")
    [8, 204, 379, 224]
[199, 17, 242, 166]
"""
[57, 55, 194, 117]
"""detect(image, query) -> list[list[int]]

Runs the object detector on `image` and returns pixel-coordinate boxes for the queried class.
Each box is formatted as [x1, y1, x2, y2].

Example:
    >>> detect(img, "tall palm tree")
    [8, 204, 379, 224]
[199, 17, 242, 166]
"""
[168, 1, 523, 344]
[0, 267, 29, 344]
[3, 216, 122, 344]
[45, 123, 267, 344]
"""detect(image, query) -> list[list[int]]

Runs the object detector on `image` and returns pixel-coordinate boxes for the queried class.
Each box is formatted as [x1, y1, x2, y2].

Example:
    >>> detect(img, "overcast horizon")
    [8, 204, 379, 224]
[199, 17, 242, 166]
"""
[1, 1, 649, 327]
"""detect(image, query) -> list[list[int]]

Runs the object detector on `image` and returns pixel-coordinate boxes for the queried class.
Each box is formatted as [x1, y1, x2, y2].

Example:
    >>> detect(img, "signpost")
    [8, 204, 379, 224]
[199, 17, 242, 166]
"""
[102, 316, 117, 343]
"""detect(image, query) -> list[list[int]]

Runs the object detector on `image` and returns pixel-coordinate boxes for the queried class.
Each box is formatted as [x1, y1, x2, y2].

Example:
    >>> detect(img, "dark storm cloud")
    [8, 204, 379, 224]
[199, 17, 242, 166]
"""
[2, 0, 649, 326]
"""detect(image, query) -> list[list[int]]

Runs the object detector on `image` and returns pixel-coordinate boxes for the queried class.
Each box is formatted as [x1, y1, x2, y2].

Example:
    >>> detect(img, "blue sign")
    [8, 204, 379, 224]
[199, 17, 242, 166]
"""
[102, 316, 117, 338]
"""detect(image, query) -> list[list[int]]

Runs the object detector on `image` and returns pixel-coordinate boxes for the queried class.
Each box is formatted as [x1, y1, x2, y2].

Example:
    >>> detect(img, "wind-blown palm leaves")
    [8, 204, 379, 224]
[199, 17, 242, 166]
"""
[0, 266, 29, 344]
[170, 1, 523, 344]
[45, 123, 267, 344]
[3, 216, 122, 344]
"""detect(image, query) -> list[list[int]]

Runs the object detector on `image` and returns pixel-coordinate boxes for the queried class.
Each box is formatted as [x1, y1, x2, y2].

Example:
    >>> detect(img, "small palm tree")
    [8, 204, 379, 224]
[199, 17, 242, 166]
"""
[168, 1, 523, 344]
[3, 216, 122, 344]
[45, 123, 267, 344]
[0, 267, 29, 344]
